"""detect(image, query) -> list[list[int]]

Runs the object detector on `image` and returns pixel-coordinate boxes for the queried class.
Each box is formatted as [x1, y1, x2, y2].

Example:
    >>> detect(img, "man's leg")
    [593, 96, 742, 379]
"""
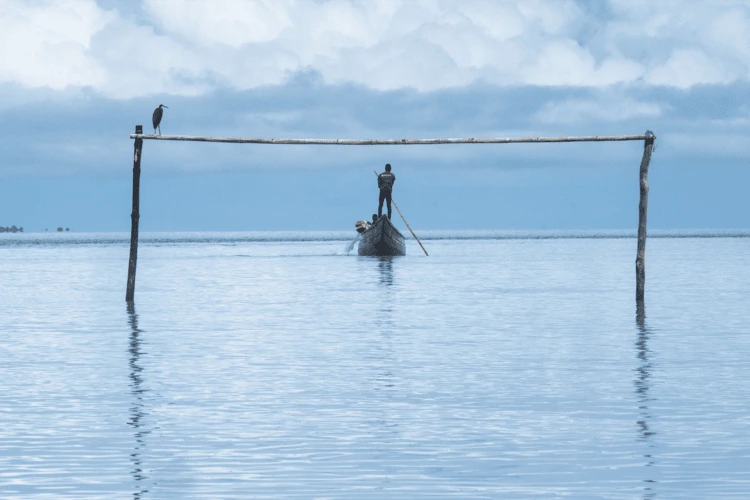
[378, 191, 386, 218]
[386, 192, 392, 220]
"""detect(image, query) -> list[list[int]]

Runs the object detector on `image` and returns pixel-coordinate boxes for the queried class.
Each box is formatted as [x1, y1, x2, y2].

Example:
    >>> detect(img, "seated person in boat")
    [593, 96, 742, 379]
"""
[355, 214, 381, 234]
[377, 164, 396, 220]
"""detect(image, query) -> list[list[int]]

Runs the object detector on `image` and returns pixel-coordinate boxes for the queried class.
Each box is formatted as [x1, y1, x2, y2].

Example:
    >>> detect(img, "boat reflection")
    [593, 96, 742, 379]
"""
[375, 256, 396, 390]
[377, 256, 395, 288]
[635, 301, 656, 499]
[370, 253, 399, 478]
[374, 256, 396, 332]
[127, 303, 150, 499]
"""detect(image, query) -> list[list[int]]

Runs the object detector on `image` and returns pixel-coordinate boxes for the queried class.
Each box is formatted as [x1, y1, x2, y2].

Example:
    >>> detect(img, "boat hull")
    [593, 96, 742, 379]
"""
[358, 216, 406, 256]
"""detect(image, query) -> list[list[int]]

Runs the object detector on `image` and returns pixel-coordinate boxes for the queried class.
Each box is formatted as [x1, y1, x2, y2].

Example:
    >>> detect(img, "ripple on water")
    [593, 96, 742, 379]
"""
[1, 236, 749, 498]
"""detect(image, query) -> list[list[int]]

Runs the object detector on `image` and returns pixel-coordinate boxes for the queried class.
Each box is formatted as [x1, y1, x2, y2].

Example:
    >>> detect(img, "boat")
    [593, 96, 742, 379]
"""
[356, 215, 406, 256]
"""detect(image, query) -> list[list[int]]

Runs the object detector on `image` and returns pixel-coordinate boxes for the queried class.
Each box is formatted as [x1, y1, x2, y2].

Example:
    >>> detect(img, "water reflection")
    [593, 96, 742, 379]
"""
[375, 257, 396, 332]
[635, 301, 656, 499]
[377, 256, 395, 288]
[374, 257, 395, 390]
[127, 303, 149, 499]
[372, 256, 398, 443]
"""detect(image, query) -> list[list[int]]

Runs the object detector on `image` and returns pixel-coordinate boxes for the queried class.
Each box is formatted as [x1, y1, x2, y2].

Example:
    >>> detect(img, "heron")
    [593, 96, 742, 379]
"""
[152, 104, 168, 135]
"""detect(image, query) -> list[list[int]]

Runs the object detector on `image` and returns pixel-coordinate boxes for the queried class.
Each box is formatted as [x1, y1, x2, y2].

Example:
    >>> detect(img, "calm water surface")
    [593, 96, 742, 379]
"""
[1, 232, 749, 499]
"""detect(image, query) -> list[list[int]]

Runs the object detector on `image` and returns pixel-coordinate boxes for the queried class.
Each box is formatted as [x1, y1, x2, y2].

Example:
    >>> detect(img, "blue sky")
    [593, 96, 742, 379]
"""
[1, 0, 749, 231]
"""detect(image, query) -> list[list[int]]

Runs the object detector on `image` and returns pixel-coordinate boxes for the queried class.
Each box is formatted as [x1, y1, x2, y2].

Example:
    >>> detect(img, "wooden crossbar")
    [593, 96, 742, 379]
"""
[129, 134, 649, 145]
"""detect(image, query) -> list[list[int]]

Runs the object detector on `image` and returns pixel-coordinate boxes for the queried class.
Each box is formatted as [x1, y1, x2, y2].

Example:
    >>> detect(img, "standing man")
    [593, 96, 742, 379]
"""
[377, 163, 396, 220]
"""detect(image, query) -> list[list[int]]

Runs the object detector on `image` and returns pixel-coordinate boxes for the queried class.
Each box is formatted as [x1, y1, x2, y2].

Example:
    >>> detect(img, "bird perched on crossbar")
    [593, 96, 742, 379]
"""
[152, 104, 168, 135]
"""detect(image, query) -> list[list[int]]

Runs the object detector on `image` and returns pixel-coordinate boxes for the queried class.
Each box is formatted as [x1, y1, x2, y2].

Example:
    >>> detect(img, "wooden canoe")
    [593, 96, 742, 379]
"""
[358, 216, 406, 256]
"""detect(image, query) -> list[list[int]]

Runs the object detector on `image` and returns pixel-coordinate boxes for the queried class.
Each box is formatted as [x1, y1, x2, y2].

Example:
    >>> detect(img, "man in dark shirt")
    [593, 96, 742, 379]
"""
[377, 163, 396, 220]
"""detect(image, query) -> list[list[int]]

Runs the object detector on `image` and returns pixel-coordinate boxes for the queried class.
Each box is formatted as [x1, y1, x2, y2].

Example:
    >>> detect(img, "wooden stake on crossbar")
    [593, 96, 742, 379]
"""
[126, 125, 143, 302]
[636, 131, 656, 303]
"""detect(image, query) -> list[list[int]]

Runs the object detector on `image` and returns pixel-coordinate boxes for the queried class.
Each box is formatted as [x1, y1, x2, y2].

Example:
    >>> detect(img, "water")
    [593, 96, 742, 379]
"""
[1, 232, 749, 499]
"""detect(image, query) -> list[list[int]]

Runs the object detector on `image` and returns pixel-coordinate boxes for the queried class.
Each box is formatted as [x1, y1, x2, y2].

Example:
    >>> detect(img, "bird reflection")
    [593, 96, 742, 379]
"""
[127, 303, 150, 498]
[635, 301, 656, 499]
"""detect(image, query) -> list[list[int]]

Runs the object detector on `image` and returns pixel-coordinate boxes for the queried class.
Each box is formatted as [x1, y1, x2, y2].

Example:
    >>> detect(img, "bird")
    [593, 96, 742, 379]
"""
[152, 104, 168, 135]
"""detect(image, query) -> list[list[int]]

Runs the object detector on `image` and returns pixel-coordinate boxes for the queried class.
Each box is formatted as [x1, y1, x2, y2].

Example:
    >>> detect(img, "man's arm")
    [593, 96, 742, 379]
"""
[377, 173, 383, 189]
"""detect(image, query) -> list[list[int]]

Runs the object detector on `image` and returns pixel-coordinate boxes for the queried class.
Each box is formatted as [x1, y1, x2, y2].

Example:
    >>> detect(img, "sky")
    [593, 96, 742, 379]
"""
[1, 0, 749, 232]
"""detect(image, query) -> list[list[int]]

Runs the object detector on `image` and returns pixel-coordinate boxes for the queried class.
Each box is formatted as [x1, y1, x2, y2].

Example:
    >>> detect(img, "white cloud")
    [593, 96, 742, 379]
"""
[142, 0, 294, 47]
[0, 0, 111, 89]
[1, 0, 750, 98]
[604, 0, 750, 84]
[646, 49, 733, 88]
[536, 97, 663, 125]
[522, 39, 645, 87]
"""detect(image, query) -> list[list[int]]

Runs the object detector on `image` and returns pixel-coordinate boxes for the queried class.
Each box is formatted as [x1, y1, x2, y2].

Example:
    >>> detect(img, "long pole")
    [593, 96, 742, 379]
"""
[374, 170, 428, 256]
[126, 125, 143, 302]
[636, 131, 656, 303]
[130, 133, 650, 145]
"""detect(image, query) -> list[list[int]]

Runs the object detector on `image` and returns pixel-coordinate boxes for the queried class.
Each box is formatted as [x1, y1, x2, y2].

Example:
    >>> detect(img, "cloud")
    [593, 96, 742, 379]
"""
[646, 49, 733, 88]
[0, 0, 111, 89]
[143, 0, 294, 47]
[91, 19, 210, 98]
[4, 76, 748, 180]
[522, 39, 645, 87]
[536, 96, 663, 125]
[3, 0, 750, 98]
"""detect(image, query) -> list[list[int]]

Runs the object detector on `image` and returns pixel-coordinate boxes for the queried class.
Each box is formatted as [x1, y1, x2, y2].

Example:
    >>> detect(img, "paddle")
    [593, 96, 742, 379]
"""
[374, 170, 429, 256]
